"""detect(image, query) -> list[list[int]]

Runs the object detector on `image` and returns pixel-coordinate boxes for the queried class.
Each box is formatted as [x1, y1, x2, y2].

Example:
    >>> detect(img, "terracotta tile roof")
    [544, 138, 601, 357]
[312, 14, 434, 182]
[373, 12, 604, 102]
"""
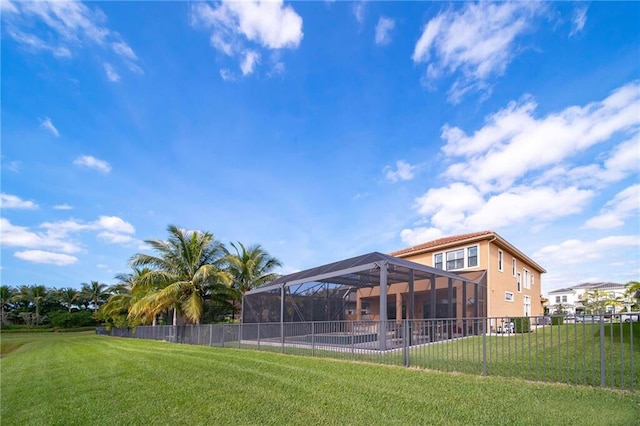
[390, 230, 495, 256]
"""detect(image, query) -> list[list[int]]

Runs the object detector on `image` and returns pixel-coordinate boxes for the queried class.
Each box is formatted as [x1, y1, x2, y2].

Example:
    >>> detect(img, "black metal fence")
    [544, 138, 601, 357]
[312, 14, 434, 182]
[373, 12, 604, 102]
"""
[97, 314, 638, 392]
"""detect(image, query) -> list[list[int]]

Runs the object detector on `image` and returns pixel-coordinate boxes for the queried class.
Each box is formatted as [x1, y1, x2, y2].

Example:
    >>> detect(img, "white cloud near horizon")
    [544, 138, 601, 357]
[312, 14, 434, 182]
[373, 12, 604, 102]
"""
[1, 215, 137, 265]
[584, 184, 640, 229]
[400, 80, 640, 249]
[2, 1, 142, 79]
[0, 193, 39, 209]
[40, 117, 59, 137]
[534, 235, 639, 266]
[190, 0, 303, 78]
[375, 16, 394, 46]
[412, 2, 544, 103]
[14, 250, 78, 266]
[384, 160, 416, 183]
[73, 155, 112, 173]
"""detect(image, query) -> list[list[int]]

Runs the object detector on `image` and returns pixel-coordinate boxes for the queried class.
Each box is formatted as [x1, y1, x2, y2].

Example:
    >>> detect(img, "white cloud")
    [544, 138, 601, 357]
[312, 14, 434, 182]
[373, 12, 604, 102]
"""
[40, 117, 59, 137]
[353, 2, 366, 24]
[5, 160, 21, 173]
[14, 250, 78, 266]
[375, 16, 395, 46]
[384, 160, 416, 183]
[0, 193, 39, 209]
[412, 2, 544, 103]
[534, 235, 639, 266]
[73, 155, 112, 173]
[54, 203, 73, 210]
[190, 0, 303, 76]
[399, 227, 443, 247]
[104, 63, 120, 82]
[442, 82, 640, 193]
[0, 218, 81, 254]
[569, 6, 587, 37]
[3, 1, 141, 77]
[220, 68, 235, 81]
[584, 184, 640, 229]
[240, 50, 260, 76]
[94, 215, 135, 234]
[97, 232, 134, 243]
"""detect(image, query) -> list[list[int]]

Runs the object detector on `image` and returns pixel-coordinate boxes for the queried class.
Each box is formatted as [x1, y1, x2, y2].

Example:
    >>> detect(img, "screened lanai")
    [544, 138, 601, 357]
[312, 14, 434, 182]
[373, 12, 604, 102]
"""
[242, 252, 487, 350]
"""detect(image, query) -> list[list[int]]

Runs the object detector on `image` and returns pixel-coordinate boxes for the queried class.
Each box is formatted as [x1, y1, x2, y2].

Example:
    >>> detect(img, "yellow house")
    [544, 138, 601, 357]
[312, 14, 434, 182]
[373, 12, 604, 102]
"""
[388, 230, 545, 319]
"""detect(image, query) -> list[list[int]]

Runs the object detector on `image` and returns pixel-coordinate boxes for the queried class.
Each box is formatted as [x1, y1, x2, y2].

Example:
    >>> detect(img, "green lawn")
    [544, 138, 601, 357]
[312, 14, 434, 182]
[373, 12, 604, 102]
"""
[1, 332, 639, 425]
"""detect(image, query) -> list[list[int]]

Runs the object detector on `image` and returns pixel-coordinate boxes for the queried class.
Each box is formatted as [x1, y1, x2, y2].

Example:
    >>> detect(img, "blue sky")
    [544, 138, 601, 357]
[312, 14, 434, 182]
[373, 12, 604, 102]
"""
[1, 1, 638, 294]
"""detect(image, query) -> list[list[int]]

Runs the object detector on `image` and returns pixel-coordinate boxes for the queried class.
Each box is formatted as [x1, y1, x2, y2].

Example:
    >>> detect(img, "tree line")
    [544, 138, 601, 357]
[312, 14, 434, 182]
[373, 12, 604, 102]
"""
[1, 225, 281, 328]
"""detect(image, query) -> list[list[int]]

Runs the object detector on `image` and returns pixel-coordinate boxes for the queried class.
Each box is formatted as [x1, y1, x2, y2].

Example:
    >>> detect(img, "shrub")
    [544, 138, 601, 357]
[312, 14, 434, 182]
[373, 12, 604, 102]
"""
[512, 317, 531, 333]
[551, 316, 564, 326]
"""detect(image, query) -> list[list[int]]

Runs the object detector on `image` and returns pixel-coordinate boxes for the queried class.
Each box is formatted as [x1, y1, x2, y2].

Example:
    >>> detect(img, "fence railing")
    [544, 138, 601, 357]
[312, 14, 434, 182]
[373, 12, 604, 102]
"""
[96, 314, 638, 392]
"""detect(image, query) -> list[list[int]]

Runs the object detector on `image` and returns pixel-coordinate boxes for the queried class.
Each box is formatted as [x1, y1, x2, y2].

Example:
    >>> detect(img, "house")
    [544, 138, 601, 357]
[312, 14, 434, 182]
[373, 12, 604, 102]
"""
[243, 231, 545, 332]
[547, 282, 629, 315]
[386, 230, 546, 319]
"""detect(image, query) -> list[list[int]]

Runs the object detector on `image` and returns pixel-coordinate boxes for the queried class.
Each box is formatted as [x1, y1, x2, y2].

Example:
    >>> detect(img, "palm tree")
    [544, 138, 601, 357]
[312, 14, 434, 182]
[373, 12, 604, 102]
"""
[99, 268, 152, 326]
[80, 281, 109, 314]
[225, 242, 281, 319]
[13, 285, 48, 325]
[1, 285, 16, 325]
[128, 225, 231, 325]
[626, 281, 640, 309]
[56, 287, 80, 313]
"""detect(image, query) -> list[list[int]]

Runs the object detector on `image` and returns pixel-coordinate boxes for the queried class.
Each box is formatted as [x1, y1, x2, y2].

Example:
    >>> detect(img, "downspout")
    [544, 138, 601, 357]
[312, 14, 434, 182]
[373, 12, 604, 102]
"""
[486, 235, 497, 322]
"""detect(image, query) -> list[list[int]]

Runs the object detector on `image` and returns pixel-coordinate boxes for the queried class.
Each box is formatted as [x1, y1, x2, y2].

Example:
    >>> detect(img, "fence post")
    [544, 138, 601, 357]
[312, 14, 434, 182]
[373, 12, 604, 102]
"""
[599, 316, 605, 387]
[238, 324, 241, 349]
[482, 322, 487, 376]
[221, 324, 225, 348]
[311, 322, 315, 357]
[403, 320, 409, 367]
[209, 324, 213, 347]
[257, 323, 261, 350]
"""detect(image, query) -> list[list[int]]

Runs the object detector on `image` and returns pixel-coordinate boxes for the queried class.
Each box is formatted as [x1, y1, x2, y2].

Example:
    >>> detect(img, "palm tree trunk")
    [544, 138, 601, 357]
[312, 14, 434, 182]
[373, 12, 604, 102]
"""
[173, 308, 177, 326]
[152, 315, 157, 327]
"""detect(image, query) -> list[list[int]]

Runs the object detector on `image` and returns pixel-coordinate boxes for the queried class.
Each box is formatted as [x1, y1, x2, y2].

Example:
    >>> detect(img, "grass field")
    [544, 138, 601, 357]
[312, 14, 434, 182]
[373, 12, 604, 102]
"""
[2, 332, 639, 425]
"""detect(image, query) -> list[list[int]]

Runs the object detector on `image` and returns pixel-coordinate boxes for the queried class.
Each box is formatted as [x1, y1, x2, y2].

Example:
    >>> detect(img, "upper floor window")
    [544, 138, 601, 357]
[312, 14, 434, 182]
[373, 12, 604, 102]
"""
[498, 250, 503, 272]
[517, 272, 522, 293]
[562, 295, 567, 303]
[467, 246, 478, 267]
[524, 269, 531, 289]
[434, 253, 443, 270]
[446, 249, 464, 270]
[512, 258, 516, 276]
[555, 296, 561, 303]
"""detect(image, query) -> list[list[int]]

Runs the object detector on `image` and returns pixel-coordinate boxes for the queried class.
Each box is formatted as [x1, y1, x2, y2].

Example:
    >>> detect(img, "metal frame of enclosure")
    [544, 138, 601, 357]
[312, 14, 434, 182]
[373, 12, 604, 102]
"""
[242, 252, 487, 350]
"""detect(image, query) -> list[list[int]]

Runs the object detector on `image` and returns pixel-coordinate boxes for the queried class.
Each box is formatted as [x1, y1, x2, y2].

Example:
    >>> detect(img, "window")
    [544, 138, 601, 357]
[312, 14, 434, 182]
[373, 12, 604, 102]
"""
[562, 295, 567, 303]
[524, 269, 531, 289]
[446, 249, 464, 270]
[555, 296, 561, 303]
[523, 295, 531, 316]
[512, 258, 516, 276]
[505, 292, 514, 302]
[434, 253, 443, 270]
[467, 246, 478, 267]
[517, 272, 522, 293]
[498, 250, 503, 272]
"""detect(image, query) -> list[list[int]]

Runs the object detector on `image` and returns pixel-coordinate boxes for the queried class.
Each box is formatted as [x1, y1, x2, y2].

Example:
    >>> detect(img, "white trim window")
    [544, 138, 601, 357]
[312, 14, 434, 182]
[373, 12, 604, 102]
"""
[517, 272, 522, 293]
[524, 269, 531, 290]
[512, 258, 516, 277]
[467, 246, 478, 268]
[446, 249, 464, 270]
[434, 253, 443, 270]
[505, 291, 514, 302]
[523, 295, 531, 316]
[498, 249, 503, 272]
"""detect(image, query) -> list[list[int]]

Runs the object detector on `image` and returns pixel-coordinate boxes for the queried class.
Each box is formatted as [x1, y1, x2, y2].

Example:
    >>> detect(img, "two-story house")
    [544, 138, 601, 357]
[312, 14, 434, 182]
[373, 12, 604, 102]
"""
[388, 230, 546, 319]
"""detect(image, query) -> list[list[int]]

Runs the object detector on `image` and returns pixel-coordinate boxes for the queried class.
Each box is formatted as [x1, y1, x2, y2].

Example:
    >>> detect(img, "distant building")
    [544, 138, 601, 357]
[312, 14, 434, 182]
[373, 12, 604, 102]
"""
[547, 282, 628, 315]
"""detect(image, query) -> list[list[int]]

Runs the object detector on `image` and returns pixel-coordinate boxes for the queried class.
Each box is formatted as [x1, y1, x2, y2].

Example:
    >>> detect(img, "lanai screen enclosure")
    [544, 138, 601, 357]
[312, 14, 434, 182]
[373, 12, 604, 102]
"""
[242, 252, 487, 350]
